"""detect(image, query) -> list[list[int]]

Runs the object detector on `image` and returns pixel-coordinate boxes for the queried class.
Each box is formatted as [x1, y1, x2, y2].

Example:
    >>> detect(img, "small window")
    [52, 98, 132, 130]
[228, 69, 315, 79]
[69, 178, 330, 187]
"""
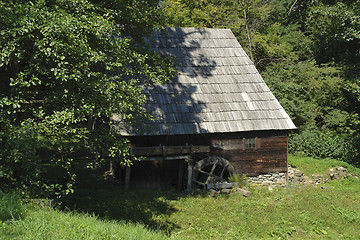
[244, 138, 256, 149]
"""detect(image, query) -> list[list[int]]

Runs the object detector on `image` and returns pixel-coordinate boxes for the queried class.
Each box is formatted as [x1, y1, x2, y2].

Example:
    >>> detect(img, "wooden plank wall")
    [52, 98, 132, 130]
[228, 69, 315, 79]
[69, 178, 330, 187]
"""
[211, 135, 288, 176]
[129, 130, 289, 177]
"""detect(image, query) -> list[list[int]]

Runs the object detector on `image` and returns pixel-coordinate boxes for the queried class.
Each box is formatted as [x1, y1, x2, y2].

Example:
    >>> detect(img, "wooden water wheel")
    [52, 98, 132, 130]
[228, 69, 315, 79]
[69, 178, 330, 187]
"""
[192, 156, 235, 188]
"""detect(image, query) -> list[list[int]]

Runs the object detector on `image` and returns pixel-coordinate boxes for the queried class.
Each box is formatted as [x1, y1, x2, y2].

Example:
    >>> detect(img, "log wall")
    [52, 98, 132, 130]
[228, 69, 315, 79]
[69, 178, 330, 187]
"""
[129, 130, 289, 177]
[210, 135, 288, 176]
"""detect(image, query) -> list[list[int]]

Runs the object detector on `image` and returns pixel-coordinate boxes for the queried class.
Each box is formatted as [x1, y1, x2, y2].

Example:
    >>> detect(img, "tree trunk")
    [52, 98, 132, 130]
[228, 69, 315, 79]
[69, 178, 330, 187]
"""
[243, 6, 254, 62]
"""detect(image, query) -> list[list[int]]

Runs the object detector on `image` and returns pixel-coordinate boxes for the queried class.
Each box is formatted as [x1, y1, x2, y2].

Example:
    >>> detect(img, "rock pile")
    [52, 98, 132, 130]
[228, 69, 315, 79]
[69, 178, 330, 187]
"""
[205, 165, 357, 196]
[289, 165, 356, 185]
[288, 165, 305, 184]
[311, 174, 328, 184]
[329, 167, 348, 180]
[207, 182, 251, 197]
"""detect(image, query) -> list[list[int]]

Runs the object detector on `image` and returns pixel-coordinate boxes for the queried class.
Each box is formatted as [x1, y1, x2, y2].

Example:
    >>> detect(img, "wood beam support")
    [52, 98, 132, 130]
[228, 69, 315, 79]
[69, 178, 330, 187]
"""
[177, 160, 184, 191]
[186, 157, 193, 191]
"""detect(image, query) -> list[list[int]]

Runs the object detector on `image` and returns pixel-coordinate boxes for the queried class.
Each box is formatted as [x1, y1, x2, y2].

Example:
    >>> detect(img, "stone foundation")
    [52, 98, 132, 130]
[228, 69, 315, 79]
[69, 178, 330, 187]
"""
[248, 172, 287, 186]
[247, 165, 306, 186]
[247, 165, 356, 187]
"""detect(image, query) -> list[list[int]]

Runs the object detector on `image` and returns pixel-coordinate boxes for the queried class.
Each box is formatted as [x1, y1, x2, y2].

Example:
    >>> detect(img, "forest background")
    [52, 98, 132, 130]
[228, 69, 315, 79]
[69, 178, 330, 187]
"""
[0, 0, 359, 198]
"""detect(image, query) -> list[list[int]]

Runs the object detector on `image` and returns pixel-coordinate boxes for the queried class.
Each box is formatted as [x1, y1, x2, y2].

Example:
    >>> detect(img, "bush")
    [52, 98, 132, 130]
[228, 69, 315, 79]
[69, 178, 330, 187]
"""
[289, 126, 357, 163]
[0, 192, 24, 222]
[0, 120, 42, 195]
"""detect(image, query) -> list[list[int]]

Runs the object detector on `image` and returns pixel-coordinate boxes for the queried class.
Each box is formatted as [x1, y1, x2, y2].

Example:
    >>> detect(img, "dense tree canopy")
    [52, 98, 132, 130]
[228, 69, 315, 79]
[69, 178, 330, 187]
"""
[0, 0, 175, 197]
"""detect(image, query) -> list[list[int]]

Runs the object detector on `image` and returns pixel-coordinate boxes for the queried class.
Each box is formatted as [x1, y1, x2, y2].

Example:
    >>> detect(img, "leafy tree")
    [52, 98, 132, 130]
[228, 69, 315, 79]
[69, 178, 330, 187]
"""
[162, 0, 270, 62]
[262, 61, 346, 127]
[307, 1, 360, 64]
[0, 0, 175, 197]
[162, 0, 220, 28]
[254, 23, 312, 68]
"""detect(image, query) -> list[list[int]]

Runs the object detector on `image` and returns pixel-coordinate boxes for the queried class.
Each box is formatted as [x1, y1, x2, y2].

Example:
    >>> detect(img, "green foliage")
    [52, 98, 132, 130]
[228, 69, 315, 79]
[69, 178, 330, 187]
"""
[0, 0, 176, 197]
[307, 1, 360, 64]
[254, 23, 312, 67]
[0, 192, 23, 222]
[162, 0, 271, 60]
[289, 126, 357, 162]
[0, 120, 43, 195]
[262, 61, 345, 126]
[262, 60, 360, 163]
[162, 0, 221, 28]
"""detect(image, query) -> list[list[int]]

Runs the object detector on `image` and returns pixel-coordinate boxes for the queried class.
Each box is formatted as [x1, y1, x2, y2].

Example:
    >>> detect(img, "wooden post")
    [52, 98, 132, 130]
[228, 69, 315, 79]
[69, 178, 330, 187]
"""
[125, 166, 131, 191]
[286, 137, 289, 184]
[177, 159, 184, 191]
[186, 157, 193, 191]
[162, 145, 166, 159]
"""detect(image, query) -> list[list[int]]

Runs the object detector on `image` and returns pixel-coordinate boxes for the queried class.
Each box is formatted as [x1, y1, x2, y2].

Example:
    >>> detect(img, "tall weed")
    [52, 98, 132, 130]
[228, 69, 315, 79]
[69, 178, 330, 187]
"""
[228, 174, 248, 188]
[0, 192, 23, 221]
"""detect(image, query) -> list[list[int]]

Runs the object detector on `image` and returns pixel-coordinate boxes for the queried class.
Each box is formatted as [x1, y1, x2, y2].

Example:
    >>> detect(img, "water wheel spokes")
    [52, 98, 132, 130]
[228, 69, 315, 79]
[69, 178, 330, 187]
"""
[220, 163, 230, 179]
[205, 162, 218, 185]
[192, 156, 235, 188]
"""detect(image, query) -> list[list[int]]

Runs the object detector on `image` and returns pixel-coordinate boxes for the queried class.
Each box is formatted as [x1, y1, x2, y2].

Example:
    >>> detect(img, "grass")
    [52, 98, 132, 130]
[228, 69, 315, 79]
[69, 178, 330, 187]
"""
[1, 155, 360, 239]
[0, 203, 168, 240]
[289, 154, 360, 176]
[167, 179, 360, 239]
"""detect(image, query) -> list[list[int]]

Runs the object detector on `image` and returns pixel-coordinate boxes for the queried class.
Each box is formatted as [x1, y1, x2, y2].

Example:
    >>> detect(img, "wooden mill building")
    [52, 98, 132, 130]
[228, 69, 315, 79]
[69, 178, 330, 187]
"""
[111, 27, 296, 189]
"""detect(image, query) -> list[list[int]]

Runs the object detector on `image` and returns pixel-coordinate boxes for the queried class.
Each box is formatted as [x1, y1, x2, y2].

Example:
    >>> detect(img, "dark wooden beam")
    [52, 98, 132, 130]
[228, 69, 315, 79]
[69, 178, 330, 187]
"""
[131, 145, 210, 157]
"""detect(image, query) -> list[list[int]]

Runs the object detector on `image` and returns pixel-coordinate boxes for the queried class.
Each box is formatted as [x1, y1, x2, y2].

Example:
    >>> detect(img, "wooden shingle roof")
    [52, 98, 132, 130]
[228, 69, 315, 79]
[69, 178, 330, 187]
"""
[111, 27, 296, 136]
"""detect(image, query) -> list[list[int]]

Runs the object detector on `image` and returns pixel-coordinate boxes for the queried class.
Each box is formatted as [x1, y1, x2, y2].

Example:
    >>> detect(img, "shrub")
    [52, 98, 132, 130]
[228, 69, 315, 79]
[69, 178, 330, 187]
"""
[289, 125, 357, 163]
[228, 174, 248, 188]
[0, 120, 43, 195]
[0, 192, 24, 222]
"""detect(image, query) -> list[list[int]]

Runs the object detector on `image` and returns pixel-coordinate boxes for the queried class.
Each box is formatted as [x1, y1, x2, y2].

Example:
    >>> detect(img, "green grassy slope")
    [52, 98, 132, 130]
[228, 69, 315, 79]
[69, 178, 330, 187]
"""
[0, 206, 167, 240]
[1, 155, 359, 239]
